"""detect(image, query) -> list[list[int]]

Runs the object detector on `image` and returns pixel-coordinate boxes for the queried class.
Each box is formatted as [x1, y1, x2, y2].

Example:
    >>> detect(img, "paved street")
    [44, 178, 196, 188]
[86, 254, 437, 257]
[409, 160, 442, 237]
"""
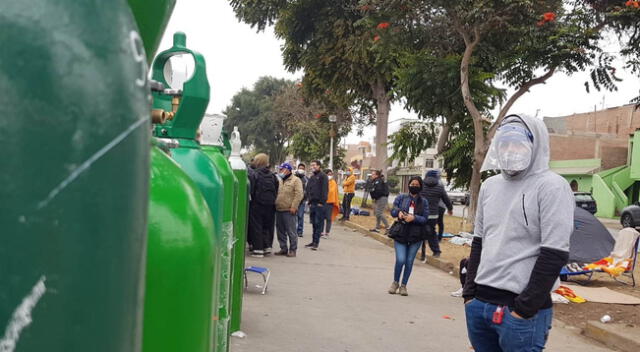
[231, 222, 612, 352]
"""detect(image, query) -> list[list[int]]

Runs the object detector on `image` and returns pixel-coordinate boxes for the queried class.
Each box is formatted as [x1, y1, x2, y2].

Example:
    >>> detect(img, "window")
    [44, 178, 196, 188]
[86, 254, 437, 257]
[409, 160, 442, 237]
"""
[425, 159, 434, 168]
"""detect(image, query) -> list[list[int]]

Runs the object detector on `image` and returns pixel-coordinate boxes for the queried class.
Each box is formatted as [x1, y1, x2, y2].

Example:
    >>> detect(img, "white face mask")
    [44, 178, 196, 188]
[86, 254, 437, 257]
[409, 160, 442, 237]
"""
[297, 169, 305, 175]
[328, 175, 333, 180]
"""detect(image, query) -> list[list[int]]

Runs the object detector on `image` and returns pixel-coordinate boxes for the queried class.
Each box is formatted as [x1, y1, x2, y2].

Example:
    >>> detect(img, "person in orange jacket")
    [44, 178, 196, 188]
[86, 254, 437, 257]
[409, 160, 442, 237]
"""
[322, 169, 341, 238]
[340, 167, 356, 221]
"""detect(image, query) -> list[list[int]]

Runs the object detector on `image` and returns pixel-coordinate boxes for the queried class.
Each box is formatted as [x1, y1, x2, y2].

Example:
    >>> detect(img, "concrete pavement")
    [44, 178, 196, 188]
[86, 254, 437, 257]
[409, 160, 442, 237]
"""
[231, 222, 612, 352]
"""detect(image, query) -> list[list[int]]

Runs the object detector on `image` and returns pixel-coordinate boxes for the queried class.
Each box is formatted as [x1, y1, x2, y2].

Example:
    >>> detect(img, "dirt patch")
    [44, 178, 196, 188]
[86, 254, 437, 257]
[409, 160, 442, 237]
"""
[347, 209, 640, 330]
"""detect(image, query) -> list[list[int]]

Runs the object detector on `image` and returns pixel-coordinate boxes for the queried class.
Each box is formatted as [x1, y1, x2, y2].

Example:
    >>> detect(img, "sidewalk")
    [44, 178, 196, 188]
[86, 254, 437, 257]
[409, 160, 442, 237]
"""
[231, 222, 612, 352]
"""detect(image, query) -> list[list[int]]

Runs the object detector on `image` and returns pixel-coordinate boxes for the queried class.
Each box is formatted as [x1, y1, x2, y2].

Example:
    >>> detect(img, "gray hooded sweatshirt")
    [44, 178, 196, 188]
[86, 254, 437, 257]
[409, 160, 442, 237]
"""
[465, 114, 574, 317]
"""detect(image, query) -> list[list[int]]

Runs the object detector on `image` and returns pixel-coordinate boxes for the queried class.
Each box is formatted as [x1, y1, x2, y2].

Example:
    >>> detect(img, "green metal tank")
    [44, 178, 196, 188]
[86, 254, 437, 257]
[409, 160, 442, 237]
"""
[1, 1, 149, 351]
[127, 0, 177, 63]
[200, 114, 238, 351]
[143, 145, 215, 352]
[151, 32, 224, 349]
[228, 127, 250, 333]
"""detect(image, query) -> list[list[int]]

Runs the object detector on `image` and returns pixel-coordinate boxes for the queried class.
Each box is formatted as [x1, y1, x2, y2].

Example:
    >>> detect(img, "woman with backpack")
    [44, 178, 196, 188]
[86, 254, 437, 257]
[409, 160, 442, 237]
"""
[388, 176, 429, 296]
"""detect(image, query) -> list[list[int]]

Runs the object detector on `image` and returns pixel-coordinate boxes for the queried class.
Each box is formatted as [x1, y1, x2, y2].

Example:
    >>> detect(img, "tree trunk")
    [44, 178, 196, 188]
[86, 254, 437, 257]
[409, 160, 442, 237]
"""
[436, 117, 451, 155]
[372, 80, 390, 172]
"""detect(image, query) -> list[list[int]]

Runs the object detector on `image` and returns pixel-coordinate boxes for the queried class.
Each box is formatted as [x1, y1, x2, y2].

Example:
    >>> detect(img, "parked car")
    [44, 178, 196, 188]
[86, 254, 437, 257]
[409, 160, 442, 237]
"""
[355, 179, 366, 190]
[574, 192, 597, 215]
[447, 187, 469, 205]
[621, 203, 640, 228]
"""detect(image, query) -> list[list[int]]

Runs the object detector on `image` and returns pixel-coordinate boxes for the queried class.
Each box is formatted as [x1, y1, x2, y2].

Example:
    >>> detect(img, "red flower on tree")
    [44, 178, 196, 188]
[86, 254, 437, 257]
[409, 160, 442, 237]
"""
[373, 35, 381, 42]
[542, 12, 556, 22]
[376, 22, 390, 30]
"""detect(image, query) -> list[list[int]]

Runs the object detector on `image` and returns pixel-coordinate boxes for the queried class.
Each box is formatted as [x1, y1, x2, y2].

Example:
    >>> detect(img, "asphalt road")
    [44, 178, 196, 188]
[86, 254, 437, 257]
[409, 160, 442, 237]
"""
[231, 222, 612, 352]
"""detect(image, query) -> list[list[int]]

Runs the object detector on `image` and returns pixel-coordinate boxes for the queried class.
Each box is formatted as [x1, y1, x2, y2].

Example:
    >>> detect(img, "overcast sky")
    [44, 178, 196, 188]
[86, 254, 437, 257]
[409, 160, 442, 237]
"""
[158, 0, 640, 144]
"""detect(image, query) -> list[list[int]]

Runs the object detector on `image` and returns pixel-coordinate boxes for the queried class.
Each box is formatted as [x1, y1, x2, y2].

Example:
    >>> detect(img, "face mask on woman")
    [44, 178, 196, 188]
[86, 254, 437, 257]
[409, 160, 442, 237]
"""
[328, 175, 333, 180]
[409, 186, 421, 195]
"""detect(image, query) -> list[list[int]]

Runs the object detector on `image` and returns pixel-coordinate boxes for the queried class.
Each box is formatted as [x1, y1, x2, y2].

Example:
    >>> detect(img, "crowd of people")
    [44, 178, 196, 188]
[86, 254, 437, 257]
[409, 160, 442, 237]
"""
[246, 113, 571, 350]
[247, 156, 350, 257]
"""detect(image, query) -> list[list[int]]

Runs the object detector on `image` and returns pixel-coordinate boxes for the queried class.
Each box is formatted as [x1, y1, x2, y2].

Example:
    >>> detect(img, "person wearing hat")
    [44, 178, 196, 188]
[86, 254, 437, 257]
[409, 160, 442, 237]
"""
[274, 162, 304, 257]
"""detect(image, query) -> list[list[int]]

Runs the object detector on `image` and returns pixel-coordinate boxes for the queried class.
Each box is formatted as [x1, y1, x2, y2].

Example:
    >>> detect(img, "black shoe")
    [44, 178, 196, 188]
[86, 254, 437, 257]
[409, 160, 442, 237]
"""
[419, 254, 426, 262]
[298, 233, 304, 238]
[369, 228, 380, 233]
[305, 243, 315, 248]
[433, 253, 441, 258]
[274, 249, 288, 256]
[311, 244, 319, 251]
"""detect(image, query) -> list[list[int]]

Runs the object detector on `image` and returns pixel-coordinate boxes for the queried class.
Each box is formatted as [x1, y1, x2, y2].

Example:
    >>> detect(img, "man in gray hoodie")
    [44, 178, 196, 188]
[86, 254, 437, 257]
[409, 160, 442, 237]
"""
[463, 114, 574, 352]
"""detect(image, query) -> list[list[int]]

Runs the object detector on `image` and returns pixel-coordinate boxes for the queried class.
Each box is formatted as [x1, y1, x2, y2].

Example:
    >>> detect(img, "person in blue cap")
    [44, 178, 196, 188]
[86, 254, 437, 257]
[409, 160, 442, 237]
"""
[274, 162, 304, 257]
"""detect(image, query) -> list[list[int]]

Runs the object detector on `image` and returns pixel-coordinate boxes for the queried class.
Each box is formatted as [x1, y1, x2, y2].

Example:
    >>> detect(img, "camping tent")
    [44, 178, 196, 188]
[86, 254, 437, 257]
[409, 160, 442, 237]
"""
[570, 207, 615, 263]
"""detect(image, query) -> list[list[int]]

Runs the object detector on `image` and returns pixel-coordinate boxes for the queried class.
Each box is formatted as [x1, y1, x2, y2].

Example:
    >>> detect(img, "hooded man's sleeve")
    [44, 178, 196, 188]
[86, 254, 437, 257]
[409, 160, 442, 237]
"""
[463, 185, 485, 301]
[513, 179, 573, 318]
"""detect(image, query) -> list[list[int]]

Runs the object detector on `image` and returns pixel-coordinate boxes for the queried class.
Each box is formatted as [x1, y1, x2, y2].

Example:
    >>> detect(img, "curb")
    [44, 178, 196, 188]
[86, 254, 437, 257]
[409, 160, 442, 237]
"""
[584, 321, 640, 352]
[342, 220, 459, 277]
[343, 220, 640, 352]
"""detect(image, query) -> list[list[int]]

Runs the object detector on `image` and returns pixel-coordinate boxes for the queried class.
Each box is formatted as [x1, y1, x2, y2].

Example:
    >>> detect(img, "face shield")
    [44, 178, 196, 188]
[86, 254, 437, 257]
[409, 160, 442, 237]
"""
[482, 124, 534, 175]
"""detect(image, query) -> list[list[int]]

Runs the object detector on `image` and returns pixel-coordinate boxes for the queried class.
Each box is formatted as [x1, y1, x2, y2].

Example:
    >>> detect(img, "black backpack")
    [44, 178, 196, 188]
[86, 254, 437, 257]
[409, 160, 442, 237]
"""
[254, 170, 278, 205]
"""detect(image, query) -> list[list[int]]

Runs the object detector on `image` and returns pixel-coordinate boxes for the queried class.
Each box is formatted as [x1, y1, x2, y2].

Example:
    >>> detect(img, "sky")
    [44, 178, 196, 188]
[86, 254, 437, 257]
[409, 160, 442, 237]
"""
[158, 0, 640, 144]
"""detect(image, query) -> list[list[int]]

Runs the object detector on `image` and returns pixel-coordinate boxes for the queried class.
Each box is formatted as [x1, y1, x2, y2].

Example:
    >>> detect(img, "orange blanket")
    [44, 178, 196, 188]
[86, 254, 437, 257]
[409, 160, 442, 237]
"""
[584, 257, 633, 277]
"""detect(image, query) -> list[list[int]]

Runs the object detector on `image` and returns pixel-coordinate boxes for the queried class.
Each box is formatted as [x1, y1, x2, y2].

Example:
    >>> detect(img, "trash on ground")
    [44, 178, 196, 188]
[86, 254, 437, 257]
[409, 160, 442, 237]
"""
[600, 315, 612, 323]
[551, 292, 569, 304]
[448, 237, 472, 246]
[231, 331, 247, 338]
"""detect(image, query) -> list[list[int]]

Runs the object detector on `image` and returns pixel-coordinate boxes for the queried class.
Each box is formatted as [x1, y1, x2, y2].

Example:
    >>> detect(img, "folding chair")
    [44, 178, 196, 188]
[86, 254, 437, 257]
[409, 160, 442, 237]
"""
[244, 266, 270, 294]
[613, 236, 639, 287]
[560, 236, 639, 287]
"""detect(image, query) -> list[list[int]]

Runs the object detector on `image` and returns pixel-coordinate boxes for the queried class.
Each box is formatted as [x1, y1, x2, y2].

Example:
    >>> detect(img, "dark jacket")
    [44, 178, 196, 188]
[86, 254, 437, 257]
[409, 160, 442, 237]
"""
[296, 173, 309, 201]
[249, 167, 279, 205]
[420, 176, 453, 217]
[369, 177, 389, 200]
[390, 194, 429, 244]
[306, 170, 328, 205]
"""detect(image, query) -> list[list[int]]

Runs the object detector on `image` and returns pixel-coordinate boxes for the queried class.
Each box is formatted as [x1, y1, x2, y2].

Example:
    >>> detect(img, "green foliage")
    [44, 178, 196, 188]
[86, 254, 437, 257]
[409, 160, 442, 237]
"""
[223, 76, 292, 164]
[388, 122, 438, 164]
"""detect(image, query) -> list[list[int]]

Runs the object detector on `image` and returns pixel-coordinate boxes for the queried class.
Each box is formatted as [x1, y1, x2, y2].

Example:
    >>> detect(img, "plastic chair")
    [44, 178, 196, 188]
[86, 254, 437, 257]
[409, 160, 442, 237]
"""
[244, 266, 270, 294]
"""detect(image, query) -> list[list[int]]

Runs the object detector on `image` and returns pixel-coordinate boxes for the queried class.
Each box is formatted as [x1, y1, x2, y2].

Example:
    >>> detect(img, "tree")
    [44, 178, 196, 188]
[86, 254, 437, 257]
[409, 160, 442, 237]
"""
[271, 83, 351, 168]
[229, 0, 399, 171]
[369, 0, 619, 219]
[223, 76, 292, 164]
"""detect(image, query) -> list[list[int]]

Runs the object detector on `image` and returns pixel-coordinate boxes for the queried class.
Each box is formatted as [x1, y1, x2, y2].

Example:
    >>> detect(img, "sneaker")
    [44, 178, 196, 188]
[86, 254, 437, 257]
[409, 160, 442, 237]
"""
[297, 233, 304, 238]
[287, 250, 296, 257]
[251, 250, 264, 258]
[370, 228, 380, 233]
[321, 233, 329, 239]
[310, 245, 318, 251]
[304, 243, 315, 248]
[274, 249, 288, 256]
[388, 281, 399, 294]
[419, 254, 426, 262]
[264, 247, 272, 255]
[433, 253, 441, 258]
[399, 285, 408, 296]
[450, 288, 463, 297]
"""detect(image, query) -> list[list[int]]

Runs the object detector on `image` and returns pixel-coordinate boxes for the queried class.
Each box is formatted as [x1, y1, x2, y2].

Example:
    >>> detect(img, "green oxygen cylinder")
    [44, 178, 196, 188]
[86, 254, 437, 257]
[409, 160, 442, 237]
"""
[200, 114, 238, 352]
[1, 1, 149, 351]
[143, 145, 215, 352]
[150, 32, 224, 350]
[228, 127, 250, 333]
[127, 0, 177, 63]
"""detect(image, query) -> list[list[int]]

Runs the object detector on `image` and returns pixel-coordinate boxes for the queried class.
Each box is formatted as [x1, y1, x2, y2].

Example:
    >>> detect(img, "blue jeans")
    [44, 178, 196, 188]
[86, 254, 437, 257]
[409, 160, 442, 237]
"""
[465, 299, 553, 352]
[309, 203, 324, 245]
[393, 241, 421, 285]
[297, 202, 306, 235]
